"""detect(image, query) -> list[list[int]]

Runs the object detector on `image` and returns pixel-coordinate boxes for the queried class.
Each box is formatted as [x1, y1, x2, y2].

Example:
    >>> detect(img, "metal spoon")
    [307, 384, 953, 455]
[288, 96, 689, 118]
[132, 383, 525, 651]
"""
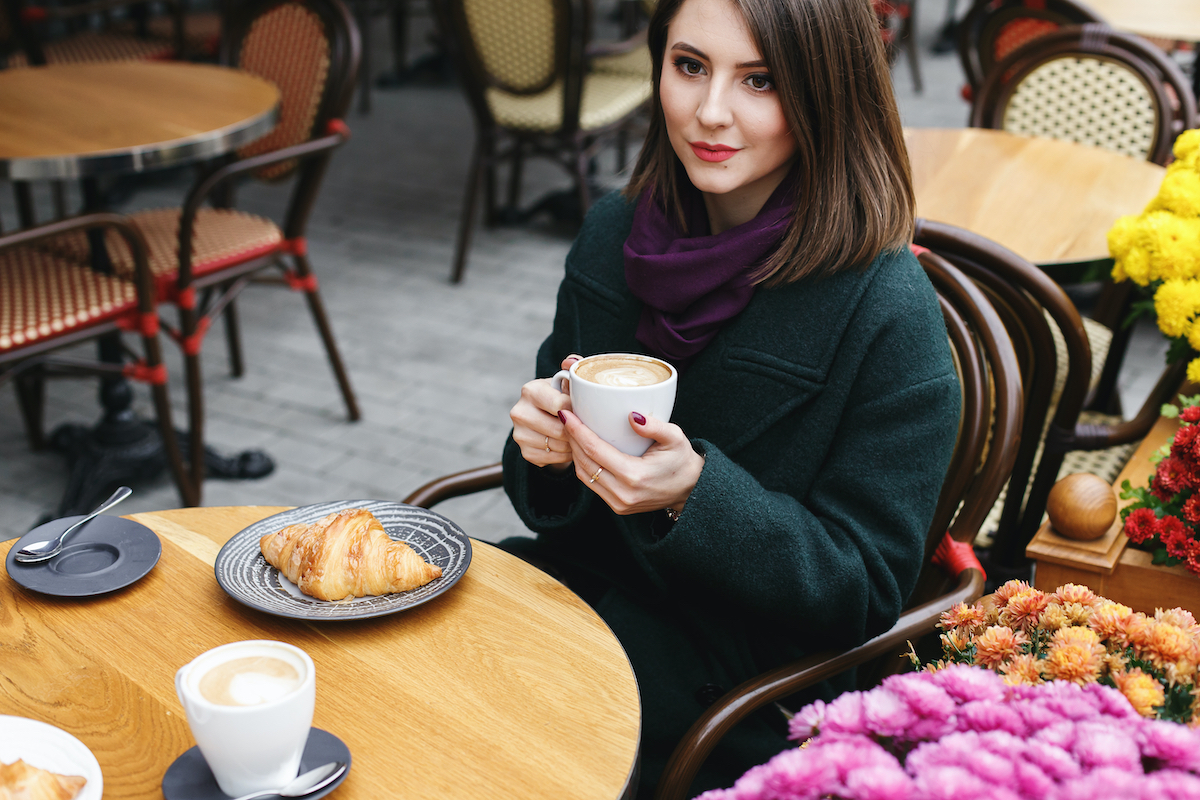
[14, 486, 133, 563]
[229, 762, 347, 800]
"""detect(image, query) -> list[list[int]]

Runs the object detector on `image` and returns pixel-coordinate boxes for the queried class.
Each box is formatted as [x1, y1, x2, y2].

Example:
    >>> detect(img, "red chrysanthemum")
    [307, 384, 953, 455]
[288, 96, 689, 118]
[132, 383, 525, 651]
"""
[1155, 456, 1189, 495]
[1181, 406, 1200, 423]
[1186, 540, 1200, 577]
[1171, 425, 1200, 461]
[1159, 514, 1194, 559]
[1184, 494, 1200, 524]
[1123, 507, 1161, 544]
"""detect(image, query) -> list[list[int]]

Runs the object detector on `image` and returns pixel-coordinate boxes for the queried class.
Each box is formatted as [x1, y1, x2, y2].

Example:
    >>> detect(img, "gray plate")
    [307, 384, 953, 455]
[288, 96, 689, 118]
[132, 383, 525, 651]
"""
[5, 515, 162, 597]
[214, 501, 472, 621]
[162, 727, 350, 800]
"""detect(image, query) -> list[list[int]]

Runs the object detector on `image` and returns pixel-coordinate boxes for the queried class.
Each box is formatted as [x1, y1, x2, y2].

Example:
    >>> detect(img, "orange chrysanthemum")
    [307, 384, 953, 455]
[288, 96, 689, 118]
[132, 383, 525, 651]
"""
[1000, 653, 1045, 686]
[1089, 601, 1136, 644]
[973, 625, 1029, 668]
[1039, 603, 1070, 632]
[1111, 668, 1166, 717]
[940, 629, 972, 658]
[999, 590, 1051, 632]
[1140, 621, 1199, 672]
[940, 602, 987, 632]
[1043, 626, 1106, 684]
[1054, 583, 1100, 608]
[1156, 607, 1200, 636]
[993, 579, 1033, 606]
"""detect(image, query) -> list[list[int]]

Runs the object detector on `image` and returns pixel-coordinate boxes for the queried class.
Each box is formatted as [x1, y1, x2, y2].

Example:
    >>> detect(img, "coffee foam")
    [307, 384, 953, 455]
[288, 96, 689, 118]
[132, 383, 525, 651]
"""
[576, 356, 671, 387]
[195, 653, 303, 707]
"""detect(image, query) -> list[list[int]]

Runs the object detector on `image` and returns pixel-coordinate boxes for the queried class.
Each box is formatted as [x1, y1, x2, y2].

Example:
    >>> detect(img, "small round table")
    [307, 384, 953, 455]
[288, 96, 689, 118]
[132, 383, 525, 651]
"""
[0, 62, 281, 517]
[905, 127, 1167, 265]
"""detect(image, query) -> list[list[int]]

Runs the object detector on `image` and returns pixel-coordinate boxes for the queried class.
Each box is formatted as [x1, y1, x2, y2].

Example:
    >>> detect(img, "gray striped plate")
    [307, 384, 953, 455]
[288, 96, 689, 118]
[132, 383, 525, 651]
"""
[214, 501, 472, 621]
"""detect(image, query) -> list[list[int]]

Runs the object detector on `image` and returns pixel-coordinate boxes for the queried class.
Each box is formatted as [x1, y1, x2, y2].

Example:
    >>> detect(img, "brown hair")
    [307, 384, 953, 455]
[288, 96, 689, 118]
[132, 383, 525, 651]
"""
[624, 0, 915, 285]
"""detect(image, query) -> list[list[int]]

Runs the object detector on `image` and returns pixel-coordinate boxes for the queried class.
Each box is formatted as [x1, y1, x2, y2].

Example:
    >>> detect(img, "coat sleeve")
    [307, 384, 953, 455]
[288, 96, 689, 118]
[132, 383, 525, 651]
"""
[629, 337, 960, 650]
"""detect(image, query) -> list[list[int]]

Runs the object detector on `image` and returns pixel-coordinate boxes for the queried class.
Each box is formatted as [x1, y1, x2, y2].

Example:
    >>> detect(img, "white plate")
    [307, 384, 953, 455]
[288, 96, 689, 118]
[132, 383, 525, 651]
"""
[0, 715, 102, 800]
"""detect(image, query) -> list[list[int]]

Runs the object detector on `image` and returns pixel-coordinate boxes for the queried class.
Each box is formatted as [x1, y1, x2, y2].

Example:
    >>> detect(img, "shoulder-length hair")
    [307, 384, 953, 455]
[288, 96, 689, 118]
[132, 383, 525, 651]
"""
[624, 0, 915, 285]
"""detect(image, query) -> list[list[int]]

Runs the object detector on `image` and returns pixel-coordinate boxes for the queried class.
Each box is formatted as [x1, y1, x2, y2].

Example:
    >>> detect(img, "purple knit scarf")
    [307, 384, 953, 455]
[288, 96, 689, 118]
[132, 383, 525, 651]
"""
[623, 170, 796, 369]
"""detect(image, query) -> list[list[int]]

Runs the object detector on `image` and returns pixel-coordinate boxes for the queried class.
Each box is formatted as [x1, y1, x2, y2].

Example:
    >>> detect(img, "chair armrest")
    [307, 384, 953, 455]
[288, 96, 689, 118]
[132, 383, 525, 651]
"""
[1055, 358, 1188, 450]
[403, 463, 504, 508]
[651, 567, 986, 800]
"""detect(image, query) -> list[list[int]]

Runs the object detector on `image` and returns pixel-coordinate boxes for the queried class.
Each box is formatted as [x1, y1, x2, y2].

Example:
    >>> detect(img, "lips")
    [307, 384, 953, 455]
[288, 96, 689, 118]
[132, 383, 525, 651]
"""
[689, 142, 738, 163]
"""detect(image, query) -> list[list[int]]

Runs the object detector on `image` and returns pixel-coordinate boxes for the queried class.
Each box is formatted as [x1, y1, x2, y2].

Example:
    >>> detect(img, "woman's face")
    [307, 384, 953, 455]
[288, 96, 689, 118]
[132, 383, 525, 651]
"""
[659, 0, 796, 224]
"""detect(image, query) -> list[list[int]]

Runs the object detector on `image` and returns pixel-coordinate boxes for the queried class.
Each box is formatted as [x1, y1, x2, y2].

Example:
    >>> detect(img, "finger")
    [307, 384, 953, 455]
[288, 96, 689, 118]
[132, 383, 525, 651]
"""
[522, 379, 573, 417]
[560, 354, 583, 371]
[627, 411, 679, 444]
[560, 409, 632, 476]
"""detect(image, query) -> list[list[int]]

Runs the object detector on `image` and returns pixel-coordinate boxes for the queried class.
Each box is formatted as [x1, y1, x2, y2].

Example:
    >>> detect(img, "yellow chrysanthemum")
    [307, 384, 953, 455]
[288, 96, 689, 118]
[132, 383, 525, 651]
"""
[974, 625, 1029, 668]
[1154, 278, 1200, 338]
[1147, 166, 1200, 219]
[1000, 653, 1045, 686]
[1043, 626, 1106, 684]
[1187, 357, 1200, 386]
[1112, 668, 1166, 717]
[1175, 129, 1200, 166]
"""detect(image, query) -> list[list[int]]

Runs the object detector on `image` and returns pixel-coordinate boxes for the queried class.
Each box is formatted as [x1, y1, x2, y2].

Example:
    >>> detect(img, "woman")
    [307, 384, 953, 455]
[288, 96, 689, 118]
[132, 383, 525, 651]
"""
[502, 0, 960, 794]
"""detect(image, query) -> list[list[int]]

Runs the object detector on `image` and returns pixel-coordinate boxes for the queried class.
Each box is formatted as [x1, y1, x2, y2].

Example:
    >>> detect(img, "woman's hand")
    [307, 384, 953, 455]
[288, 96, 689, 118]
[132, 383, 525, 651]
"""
[559, 408, 704, 516]
[509, 355, 581, 470]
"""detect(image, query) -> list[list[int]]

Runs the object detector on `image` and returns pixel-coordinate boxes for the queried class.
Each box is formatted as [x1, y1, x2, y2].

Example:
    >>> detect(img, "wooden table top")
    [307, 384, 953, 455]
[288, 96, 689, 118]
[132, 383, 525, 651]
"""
[0, 62, 280, 180]
[905, 127, 1166, 265]
[0, 506, 641, 799]
[1084, 0, 1200, 43]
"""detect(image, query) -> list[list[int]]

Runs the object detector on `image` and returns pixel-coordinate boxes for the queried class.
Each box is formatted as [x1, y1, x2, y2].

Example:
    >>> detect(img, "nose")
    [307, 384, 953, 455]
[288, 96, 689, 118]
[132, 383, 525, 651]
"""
[695, 81, 733, 130]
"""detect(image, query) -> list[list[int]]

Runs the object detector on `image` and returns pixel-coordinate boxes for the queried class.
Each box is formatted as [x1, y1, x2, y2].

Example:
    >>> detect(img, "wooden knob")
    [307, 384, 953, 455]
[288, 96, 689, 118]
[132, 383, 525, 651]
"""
[1046, 473, 1118, 541]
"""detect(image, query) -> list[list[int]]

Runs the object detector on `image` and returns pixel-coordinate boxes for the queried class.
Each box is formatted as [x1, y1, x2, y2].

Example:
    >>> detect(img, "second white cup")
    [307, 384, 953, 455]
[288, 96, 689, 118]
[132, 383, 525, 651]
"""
[175, 640, 315, 796]
[553, 353, 678, 456]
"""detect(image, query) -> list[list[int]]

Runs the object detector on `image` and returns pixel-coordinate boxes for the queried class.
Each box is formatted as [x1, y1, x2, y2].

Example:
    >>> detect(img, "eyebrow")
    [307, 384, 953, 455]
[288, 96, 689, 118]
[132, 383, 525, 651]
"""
[670, 41, 768, 69]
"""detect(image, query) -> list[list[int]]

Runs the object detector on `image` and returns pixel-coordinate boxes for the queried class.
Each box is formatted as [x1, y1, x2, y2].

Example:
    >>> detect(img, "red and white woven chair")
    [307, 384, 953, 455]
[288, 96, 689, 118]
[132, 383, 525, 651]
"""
[0, 213, 195, 507]
[43, 0, 363, 502]
[1, 0, 181, 68]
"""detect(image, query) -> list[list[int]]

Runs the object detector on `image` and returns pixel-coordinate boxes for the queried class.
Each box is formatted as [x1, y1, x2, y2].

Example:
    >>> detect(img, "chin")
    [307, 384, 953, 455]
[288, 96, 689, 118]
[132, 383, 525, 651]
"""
[682, 165, 742, 196]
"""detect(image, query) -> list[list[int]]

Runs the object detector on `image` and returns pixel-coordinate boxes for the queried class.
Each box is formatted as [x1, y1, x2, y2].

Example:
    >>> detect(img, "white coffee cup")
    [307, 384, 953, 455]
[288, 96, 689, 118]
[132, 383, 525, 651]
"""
[552, 353, 678, 456]
[174, 640, 315, 796]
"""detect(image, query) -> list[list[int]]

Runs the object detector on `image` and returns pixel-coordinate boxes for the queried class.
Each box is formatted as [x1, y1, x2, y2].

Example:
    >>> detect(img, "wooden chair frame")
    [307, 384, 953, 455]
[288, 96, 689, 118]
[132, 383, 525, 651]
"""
[2, 0, 184, 65]
[402, 256, 1023, 800]
[0, 213, 194, 507]
[970, 24, 1198, 166]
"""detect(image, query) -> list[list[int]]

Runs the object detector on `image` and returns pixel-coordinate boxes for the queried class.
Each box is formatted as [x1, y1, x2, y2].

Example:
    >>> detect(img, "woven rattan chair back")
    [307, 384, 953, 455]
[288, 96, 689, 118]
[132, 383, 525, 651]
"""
[970, 25, 1197, 166]
[460, 0, 562, 94]
[224, 0, 359, 182]
[957, 0, 1101, 93]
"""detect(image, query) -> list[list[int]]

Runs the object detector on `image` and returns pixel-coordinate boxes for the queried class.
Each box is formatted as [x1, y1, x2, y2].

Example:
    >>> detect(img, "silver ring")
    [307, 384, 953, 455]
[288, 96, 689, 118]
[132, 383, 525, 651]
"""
[589, 467, 604, 484]
[544, 436, 551, 452]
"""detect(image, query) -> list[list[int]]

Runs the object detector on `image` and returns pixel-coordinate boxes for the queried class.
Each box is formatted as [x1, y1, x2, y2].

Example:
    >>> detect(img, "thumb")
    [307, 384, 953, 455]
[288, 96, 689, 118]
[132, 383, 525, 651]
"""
[628, 411, 667, 440]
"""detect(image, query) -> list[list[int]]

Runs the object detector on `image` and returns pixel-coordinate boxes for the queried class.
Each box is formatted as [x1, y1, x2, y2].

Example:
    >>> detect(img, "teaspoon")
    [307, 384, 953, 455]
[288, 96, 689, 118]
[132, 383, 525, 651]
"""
[229, 761, 347, 800]
[14, 486, 133, 563]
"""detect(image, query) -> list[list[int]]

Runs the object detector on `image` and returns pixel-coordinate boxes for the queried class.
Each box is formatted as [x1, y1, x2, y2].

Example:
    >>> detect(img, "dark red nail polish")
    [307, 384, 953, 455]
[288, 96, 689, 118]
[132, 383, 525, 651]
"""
[631, 412, 647, 425]
[559, 411, 568, 424]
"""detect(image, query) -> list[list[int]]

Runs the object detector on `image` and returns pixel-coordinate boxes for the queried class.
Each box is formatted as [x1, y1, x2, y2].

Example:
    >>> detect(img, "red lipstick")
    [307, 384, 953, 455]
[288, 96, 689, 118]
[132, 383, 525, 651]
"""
[690, 142, 738, 162]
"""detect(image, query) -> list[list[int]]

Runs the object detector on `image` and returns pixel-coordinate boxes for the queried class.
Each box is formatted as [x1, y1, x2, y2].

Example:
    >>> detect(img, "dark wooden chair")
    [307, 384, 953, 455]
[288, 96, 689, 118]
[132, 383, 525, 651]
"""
[969, 24, 1197, 166]
[0, 0, 182, 67]
[874, 0, 921, 93]
[913, 219, 1187, 573]
[403, 256, 1023, 800]
[0, 213, 195, 507]
[431, 0, 651, 283]
[43, 0, 364, 503]
[956, 0, 1102, 102]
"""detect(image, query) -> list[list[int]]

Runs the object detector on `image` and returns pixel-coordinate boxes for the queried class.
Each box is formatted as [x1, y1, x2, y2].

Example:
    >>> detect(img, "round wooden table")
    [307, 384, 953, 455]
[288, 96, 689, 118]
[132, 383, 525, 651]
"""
[1082, 0, 1200, 43]
[0, 506, 641, 799]
[0, 61, 280, 180]
[905, 127, 1167, 265]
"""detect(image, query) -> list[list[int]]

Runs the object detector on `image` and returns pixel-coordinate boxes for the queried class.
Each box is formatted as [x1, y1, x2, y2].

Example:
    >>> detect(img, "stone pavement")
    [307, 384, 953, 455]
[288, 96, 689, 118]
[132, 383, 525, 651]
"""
[0, 0, 1173, 542]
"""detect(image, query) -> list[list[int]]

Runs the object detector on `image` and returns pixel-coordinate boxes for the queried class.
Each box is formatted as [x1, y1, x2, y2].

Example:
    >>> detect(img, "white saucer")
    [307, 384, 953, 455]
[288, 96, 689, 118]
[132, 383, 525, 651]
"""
[0, 715, 103, 800]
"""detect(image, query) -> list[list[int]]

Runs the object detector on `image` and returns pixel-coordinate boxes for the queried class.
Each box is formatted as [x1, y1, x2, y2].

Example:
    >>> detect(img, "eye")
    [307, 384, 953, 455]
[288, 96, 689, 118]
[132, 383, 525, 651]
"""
[673, 56, 705, 76]
[745, 73, 774, 91]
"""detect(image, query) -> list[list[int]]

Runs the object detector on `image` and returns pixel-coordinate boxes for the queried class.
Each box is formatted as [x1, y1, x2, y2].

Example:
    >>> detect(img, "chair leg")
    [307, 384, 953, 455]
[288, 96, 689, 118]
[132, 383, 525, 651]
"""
[293, 254, 361, 421]
[223, 293, 245, 378]
[51, 181, 68, 220]
[574, 151, 592, 221]
[616, 129, 628, 173]
[506, 143, 524, 218]
[185, 349, 207, 501]
[451, 141, 485, 284]
[13, 371, 46, 450]
[143, 336, 199, 507]
[904, 3, 922, 93]
[356, 0, 372, 114]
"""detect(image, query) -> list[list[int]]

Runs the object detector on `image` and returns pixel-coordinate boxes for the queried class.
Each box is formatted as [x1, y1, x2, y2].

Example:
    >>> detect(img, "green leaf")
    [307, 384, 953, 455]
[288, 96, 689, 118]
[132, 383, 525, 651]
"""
[1163, 404, 1180, 419]
[1166, 336, 1194, 365]
[1152, 548, 1170, 565]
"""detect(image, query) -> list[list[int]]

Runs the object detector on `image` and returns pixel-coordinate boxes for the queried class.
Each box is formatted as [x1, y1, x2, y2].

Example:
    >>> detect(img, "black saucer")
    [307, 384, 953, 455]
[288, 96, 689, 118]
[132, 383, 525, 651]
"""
[5, 515, 161, 596]
[162, 728, 350, 800]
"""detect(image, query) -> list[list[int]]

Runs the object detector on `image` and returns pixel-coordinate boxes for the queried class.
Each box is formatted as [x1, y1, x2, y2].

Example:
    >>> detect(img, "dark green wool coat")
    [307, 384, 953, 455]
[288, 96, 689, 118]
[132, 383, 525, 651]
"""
[501, 191, 960, 797]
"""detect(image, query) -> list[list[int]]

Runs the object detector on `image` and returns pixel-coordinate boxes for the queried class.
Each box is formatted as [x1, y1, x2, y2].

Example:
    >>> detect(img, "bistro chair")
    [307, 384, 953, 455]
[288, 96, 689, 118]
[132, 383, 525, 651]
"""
[969, 24, 1198, 166]
[403, 257, 1023, 800]
[913, 219, 1187, 573]
[0, 0, 182, 67]
[956, 0, 1101, 102]
[43, 0, 363, 502]
[432, 0, 652, 283]
[111, 0, 226, 60]
[873, 0, 920, 93]
[0, 213, 195, 507]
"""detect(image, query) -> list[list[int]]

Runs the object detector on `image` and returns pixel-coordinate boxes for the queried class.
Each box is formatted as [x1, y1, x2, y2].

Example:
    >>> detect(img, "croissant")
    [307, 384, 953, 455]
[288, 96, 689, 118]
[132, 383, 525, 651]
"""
[0, 760, 86, 800]
[259, 508, 442, 601]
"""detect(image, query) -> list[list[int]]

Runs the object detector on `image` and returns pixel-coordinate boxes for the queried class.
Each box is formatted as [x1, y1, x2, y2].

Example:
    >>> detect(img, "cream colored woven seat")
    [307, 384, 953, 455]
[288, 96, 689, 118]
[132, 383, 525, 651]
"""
[486, 73, 650, 132]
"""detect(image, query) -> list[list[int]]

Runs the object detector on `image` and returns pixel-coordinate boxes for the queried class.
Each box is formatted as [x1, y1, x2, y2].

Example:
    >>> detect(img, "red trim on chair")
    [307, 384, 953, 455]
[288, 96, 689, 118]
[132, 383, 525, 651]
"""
[284, 270, 319, 292]
[115, 312, 161, 337]
[326, 118, 351, 138]
[909, 243, 930, 257]
[123, 361, 168, 385]
[180, 317, 212, 356]
[20, 7, 47, 21]
[932, 533, 986, 580]
[280, 237, 308, 257]
[175, 285, 197, 310]
[961, 84, 974, 103]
